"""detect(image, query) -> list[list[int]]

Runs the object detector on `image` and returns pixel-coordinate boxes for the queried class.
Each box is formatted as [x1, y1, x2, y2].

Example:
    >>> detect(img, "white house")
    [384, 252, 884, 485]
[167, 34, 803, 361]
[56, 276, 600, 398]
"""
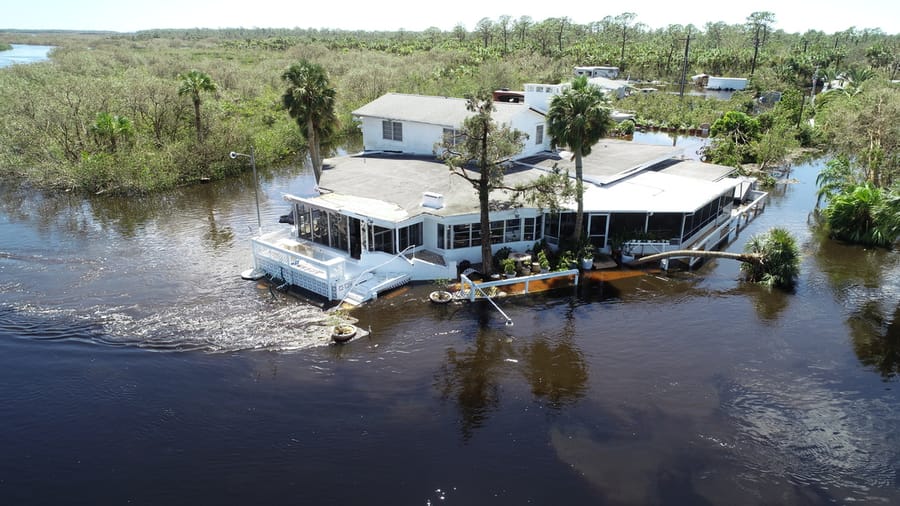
[352, 93, 551, 158]
[249, 90, 766, 304]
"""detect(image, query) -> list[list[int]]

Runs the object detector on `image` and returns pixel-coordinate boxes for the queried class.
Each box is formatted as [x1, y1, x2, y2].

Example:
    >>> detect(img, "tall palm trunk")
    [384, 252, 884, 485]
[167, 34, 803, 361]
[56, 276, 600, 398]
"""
[571, 151, 585, 241]
[307, 117, 322, 182]
[193, 97, 202, 143]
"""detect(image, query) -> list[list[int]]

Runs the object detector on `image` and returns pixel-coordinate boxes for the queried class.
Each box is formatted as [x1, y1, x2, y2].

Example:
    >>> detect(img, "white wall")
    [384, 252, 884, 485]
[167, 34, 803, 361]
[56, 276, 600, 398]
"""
[360, 111, 549, 158]
[359, 117, 446, 155]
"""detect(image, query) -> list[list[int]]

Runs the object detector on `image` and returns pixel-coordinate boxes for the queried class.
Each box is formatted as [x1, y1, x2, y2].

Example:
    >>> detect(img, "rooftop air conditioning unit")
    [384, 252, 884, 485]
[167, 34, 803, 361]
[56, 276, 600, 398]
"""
[422, 192, 444, 209]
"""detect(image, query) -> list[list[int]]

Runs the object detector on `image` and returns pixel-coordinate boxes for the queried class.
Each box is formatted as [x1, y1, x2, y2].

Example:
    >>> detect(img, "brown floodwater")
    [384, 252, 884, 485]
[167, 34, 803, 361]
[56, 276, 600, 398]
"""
[0, 141, 898, 505]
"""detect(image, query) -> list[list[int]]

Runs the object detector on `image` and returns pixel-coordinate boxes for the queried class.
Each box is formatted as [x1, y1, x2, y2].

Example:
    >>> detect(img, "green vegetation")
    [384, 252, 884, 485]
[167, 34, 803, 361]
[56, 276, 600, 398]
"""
[0, 15, 897, 198]
[741, 227, 801, 289]
[281, 60, 338, 182]
[0, 43, 12, 51]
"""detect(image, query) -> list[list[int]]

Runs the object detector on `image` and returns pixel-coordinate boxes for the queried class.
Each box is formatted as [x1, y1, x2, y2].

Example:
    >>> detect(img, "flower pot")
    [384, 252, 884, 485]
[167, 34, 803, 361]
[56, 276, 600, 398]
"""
[581, 258, 593, 270]
[429, 290, 453, 304]
[331, 324, 357, 343]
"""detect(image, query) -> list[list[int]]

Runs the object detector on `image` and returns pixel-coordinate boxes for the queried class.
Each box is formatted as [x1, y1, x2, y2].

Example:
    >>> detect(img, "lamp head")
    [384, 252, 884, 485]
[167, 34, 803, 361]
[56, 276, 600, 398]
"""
[229, 151, 238, 159]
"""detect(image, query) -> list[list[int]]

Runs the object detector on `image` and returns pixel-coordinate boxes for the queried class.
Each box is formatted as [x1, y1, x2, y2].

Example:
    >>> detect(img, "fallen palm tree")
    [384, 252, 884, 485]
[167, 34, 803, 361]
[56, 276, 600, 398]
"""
[627, 227, 800, 290]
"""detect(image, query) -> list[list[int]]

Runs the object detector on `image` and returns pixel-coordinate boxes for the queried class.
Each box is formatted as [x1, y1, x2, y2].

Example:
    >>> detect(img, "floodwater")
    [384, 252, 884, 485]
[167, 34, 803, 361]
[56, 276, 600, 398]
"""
[0, 44, 53, 68]
[1, 146, 899, 504]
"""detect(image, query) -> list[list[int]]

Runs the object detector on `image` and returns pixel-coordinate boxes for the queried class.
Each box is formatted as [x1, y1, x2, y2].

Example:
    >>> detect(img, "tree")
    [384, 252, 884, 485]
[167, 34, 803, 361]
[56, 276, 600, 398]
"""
[614, 12, 637, 71]
[824, 183, 898, 248]
[630, 227, 801, 290]
[437, 90, 527, 276]
[90, 112, 133, 153]
[746, 11, 775, 76]
[817, 80, 900, 188]
[514, 16, 532, 45]
[475, 18, 493, 48]
[281, 60, 338, 184]
[177, 70, 217, 144]
[546, 75, 613, 242]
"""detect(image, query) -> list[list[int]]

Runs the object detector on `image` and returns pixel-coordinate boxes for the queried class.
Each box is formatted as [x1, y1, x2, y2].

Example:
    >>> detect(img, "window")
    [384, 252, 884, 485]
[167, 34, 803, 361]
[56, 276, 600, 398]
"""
[535, 125, 544, 145]
[490, 220, 505, 243]
[399, 223, 423, 251]
[504, 218, 521, 242]
[523, 216, 542, 241]
[448, 222, 482, 249]
[382, 120, 402, 141]
[442, 128, 461, 147]
[371, 225, 395, 254]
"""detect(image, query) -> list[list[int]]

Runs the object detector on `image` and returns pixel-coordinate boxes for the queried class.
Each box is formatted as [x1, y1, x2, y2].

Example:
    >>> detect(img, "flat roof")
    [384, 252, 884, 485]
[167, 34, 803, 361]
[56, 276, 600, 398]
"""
[582, 171, 736, 214]
[286, 141, 736, 223]
[529, 140, 682, 185]
[659, 159, 736, 181]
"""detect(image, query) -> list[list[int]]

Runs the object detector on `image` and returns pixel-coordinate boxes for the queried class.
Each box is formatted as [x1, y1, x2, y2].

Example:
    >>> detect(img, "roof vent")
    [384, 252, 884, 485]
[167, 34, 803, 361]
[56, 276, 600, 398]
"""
[422, 192, 444, 209]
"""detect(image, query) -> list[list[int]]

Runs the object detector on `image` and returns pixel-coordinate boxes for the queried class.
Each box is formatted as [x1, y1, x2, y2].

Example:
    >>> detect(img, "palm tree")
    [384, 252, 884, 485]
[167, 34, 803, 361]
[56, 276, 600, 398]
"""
[90, 112, 133, 153]
[826, 183, 897, 248]
[740, 227, 801, 289]
[546, 75, 613, 241]
[281, 60, 338, 184]
[629, 227, 801, 290]
[177, 70, 217, 144]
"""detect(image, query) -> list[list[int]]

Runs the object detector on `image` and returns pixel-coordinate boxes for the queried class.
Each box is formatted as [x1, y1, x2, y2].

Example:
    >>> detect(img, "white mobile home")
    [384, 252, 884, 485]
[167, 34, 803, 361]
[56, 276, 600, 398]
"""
[706, 77, 748, 91]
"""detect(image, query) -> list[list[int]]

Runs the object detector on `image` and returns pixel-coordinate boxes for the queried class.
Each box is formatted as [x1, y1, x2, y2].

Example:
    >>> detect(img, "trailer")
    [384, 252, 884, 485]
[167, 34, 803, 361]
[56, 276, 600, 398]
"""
[706, 76, 748, 91]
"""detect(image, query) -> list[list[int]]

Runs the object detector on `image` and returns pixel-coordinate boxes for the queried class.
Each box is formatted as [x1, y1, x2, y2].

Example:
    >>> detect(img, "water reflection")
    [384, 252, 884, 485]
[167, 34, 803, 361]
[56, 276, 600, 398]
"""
[522, 303, 588, 411]
[810, 234, 900, 379]
[849, 300, 900, 380]
[435, 299, 590, 440]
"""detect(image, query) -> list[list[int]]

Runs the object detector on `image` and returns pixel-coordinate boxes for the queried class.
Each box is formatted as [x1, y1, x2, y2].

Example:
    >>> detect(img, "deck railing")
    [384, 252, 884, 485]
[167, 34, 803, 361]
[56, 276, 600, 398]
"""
[251, 237, 349, 300]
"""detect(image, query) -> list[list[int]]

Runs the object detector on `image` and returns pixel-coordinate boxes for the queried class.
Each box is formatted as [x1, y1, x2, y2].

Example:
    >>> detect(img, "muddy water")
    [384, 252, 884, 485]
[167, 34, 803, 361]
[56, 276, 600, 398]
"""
[0, 150, 898, 504]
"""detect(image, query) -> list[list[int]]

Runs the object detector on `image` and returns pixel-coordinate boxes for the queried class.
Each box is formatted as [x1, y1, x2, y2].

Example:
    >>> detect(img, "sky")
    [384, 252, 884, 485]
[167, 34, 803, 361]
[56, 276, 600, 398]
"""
[4, 0, 899, 35]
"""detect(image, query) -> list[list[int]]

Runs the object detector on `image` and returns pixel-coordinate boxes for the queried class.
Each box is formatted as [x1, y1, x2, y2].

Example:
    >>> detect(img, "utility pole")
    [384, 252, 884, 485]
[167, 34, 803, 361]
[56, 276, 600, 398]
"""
[679, 27, 692, 99]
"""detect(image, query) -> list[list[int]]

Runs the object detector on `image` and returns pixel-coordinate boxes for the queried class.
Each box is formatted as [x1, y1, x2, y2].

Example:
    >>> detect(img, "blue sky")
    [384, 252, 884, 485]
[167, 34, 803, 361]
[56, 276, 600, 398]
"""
[5, 0, 898, 34]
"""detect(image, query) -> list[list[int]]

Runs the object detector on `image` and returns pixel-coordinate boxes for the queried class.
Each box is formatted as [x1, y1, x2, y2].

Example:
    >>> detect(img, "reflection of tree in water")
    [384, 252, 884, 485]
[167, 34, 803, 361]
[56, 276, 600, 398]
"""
[436, 299, 590, 441]
[435, 326, 515, 442]
[849, 301, 900, 380]
[810, 234, 900, 379]
[747, 284, 791, 322]
[522, 302, 588, 411]
[522, 336, 588, 410]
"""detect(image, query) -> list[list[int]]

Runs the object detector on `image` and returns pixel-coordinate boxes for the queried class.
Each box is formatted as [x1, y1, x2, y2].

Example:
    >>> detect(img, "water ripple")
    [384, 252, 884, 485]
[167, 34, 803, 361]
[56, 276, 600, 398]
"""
[0, 298, 336, 353]
[721, 371, 900, 500]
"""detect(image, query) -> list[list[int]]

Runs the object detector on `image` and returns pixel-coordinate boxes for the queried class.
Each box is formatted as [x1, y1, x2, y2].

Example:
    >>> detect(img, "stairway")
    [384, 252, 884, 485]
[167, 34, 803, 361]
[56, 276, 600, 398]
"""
[342, 272, 411, 306]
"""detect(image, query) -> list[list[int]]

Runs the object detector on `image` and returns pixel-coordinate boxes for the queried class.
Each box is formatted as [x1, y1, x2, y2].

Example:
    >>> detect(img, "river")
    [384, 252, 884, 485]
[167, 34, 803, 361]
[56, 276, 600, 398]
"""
[0, 138, 898, 504]
[0, 43, 54, 68]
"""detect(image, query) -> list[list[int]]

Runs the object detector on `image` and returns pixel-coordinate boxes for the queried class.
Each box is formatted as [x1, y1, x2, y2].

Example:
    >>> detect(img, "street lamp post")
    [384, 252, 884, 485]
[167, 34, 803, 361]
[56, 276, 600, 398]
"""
[229, 146, 261, 234]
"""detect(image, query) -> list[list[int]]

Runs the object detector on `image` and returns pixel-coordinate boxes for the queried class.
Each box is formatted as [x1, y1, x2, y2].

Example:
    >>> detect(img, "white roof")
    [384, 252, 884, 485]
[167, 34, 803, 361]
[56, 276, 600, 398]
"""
[351, 93, 541, 128]
[582, 171, 736, 213]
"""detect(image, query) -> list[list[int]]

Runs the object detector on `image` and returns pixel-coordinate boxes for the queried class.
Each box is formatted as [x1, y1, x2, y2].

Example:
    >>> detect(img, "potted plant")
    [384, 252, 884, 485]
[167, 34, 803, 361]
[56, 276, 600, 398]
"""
[502, 257, 517, 278]
[537, 249, 550, 273]
[556, 250, 576, 271]
[580, 243, 595, 270]
[429, 278, 453, 304]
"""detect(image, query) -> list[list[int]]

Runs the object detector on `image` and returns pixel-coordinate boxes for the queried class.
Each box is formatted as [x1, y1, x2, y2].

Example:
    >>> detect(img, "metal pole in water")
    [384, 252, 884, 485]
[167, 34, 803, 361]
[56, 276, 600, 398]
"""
[250, 146, 261, 235]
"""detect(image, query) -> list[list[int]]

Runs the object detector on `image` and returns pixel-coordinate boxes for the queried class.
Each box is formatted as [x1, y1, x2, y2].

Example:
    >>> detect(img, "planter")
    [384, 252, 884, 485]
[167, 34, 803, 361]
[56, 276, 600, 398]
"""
[429, 290, 453, 304]
[331, 324, 357, 343]
[581, 258, 594, 270]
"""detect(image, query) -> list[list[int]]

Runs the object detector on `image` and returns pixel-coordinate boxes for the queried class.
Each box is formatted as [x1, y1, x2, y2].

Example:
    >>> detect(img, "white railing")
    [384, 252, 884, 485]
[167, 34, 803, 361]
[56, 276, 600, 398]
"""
[251, 237, 349, 300]
[458, 269, 580, 302]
